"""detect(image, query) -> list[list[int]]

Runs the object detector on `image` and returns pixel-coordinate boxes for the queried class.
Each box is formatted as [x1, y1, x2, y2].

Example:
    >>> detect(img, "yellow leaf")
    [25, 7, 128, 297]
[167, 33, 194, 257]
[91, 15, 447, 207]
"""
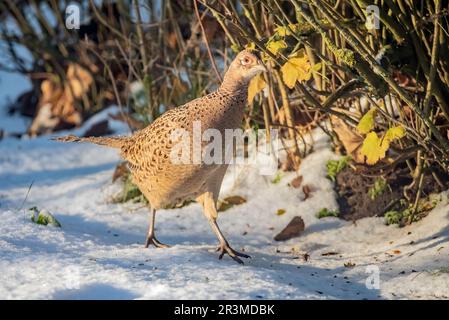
[245, 42, 256, 50]
[280, 49, 311, 88]
[290, 57, 312, 82]
[260, 51, 270, 63]
[356, 108, 376, 134]
[360, 127, 405, 165]
[360, 132, 385, 165]
[267, 39, 287, 55]
[312, 62, 322, 72]
[276, 209, 286, 216]
[248, 74, 266, 104]
[275, 24, 298, 36]
[384, 126, 406, 142]
[281, 61, 300, 89]
[231, 44, 241, 53]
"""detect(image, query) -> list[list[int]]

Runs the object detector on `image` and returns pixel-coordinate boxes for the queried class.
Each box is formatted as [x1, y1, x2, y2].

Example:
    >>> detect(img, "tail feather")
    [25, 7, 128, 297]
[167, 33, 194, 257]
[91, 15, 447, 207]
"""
[52, 135, 127, 149]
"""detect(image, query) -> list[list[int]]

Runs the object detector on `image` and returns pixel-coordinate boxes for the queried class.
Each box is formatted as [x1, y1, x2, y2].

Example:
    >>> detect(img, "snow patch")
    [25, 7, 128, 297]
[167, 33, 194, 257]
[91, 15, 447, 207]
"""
[0, 126, 448, 299]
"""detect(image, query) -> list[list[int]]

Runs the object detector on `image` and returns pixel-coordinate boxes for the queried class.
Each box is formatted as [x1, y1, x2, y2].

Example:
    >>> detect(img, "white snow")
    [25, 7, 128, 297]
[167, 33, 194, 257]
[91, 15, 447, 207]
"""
[1, 108, 449, 300]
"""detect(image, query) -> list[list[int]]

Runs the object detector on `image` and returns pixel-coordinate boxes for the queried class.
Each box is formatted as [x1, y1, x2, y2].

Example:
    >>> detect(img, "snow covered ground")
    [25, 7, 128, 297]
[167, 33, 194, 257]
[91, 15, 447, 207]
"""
[1, 108, 449, 299]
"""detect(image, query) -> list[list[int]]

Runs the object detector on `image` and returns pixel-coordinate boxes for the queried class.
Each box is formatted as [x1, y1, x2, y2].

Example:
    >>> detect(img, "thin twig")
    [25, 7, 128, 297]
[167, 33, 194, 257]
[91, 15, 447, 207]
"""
[193, 0, 223, 83]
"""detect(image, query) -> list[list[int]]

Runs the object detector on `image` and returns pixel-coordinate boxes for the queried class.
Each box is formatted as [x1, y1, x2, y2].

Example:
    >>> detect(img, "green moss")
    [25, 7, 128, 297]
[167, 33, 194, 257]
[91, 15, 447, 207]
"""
[385, 207, 419, 226]
[30, 207, 61, 227]
[335, 48, 356, 67]
[321, 34, 356, 68]
[326, 156, 351, 182]
[368, 178, 389, 200]
[271, 171, 283, 184]
[385, 194, 441, 226]
[384, 210, 402, 225]
[316, 208, 339, 219]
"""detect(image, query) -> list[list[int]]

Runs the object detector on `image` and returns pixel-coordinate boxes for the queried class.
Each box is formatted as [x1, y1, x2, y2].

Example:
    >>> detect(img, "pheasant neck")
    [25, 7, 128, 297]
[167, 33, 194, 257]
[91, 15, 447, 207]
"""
[219, 73, 249, 97]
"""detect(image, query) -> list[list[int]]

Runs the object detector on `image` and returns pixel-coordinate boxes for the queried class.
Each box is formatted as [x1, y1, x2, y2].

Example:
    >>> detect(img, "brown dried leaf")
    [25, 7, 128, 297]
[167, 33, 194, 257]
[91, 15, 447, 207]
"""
[289, 176, 303, 188]
[66, 64, 93, 99]
[224, 195, 247, 205]
[218, 195, 247, 212]
[302, 184, 313, 200]
[331, 116, 364, 163]
[40, 79, 63, 104]
[274, 216, 305, 241]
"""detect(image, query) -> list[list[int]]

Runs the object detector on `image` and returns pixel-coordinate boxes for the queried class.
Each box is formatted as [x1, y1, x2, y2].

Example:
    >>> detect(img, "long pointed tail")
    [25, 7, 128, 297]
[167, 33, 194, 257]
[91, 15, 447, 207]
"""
[52, 135, 127, 149]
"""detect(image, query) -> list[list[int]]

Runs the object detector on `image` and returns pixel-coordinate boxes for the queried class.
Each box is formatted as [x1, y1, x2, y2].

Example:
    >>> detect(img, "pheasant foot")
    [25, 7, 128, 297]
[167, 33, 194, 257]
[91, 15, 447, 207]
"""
[144, 235, 171, 248]
[216, 242, 250, 264]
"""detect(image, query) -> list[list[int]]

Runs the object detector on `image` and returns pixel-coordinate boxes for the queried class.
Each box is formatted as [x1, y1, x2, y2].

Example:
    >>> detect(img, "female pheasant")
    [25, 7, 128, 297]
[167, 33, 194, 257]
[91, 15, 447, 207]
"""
[55, 50, 266, 264]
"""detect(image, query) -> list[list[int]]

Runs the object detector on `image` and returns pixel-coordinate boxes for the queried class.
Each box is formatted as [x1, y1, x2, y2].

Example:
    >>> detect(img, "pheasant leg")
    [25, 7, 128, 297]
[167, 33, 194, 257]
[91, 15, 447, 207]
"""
[144, 208, 170, 248]
[208, 218, 250, 264]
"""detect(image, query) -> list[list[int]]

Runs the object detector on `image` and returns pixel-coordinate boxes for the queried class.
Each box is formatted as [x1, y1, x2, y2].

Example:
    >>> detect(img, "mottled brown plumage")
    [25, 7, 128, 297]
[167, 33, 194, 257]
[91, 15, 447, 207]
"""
[54, 50, 265, 263]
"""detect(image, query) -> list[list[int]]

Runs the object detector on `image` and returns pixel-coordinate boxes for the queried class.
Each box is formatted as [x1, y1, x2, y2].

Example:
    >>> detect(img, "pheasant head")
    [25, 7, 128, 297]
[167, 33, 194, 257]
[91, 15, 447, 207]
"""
[221, 50, 266, 91]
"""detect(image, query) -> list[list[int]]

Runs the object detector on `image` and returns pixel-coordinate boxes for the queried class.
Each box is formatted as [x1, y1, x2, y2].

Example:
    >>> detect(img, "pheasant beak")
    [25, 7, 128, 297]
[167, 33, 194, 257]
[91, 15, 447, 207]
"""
[253, 60, 267, 73]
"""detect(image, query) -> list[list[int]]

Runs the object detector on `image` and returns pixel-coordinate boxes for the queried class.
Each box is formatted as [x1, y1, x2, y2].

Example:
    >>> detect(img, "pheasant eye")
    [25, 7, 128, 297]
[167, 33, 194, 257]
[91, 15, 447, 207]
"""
[241, 57, 251, 65]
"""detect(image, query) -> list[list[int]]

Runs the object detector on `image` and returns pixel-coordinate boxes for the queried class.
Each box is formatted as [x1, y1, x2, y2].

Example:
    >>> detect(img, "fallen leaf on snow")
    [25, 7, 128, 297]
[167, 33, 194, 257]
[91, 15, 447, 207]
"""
[224, 195, 247, 205]
[289, 176, 303, 188]
[302, 184, 313, 199]
[276, 209, 286, 216]
[218, 195, 247, 212]
[274, 216, 305, 241]
[321, 252, 340, 256]
[344, 262, 356, 268]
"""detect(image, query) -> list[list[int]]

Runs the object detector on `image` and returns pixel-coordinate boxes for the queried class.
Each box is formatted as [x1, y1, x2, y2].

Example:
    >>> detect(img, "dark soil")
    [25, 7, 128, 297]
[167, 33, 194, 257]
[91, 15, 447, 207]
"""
[334, 165, 449, 221]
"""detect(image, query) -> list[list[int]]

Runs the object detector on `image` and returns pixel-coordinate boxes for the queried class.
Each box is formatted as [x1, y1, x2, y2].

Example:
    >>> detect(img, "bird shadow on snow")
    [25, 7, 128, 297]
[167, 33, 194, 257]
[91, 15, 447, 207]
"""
[367, 210, 449, 270]
[22, 210, 381, 299]
[71, 243, 381, 299]
[0, 162, 116, 190]
[301, 219, 344, 235]
[407, 211, 449, 251]
[55, 210, 201, 249]
[52, 283, 139, 300]
[53, 200, 379, 299]
[71, 220, 380, 299]
[240, 251, 381, 299]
